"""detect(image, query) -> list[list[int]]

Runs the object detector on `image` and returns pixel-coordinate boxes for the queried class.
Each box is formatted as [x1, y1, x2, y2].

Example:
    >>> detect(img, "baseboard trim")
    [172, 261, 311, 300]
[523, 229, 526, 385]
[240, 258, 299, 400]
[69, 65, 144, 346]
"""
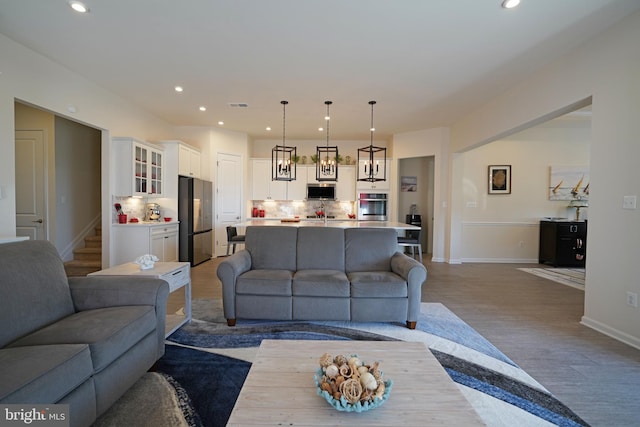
[581, 316, 640, 351]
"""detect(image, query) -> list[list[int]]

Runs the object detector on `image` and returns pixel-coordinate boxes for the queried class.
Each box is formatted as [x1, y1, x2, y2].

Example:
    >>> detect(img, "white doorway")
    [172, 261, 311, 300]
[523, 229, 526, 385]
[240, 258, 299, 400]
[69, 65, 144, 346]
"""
[15, 130, 47, 240]
[398, 156, 435, 255]
[215, 152, 243, 256]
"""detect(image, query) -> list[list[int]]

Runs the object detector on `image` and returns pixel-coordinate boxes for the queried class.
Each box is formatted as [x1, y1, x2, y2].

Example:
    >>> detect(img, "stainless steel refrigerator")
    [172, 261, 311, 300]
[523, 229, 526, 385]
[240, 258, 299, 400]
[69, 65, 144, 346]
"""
[178, 176, 213, 266]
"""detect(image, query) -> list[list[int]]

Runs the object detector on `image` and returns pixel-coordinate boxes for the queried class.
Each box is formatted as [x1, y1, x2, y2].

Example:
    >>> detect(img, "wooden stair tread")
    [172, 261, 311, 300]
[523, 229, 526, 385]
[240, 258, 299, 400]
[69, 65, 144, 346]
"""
[64, 260, 102, 267]
[74, 247, 101, 254]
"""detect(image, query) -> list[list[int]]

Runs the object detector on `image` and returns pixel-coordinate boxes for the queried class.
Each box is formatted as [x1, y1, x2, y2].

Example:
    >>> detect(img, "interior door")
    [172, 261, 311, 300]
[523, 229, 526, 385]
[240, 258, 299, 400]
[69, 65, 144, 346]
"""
[215, 153, 243, 256]
[15, 130, 46, 240]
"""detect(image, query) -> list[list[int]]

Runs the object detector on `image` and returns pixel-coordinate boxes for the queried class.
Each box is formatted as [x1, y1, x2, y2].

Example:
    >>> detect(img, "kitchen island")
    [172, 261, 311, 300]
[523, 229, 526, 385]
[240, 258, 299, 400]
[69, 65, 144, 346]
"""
[234, 219, 419, 230]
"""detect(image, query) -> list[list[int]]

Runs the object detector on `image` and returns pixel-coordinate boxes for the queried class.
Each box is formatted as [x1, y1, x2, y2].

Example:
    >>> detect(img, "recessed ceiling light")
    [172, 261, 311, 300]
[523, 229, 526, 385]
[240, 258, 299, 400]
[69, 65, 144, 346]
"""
[266, 127, 272, 131]
[69, 1, 89, 13]
[174, 86, 183, 92]
[218, 121, 224, 126]
[318, 127, 324, 132]
[502, 0, 520, 9]
[199, 106, 206, 111]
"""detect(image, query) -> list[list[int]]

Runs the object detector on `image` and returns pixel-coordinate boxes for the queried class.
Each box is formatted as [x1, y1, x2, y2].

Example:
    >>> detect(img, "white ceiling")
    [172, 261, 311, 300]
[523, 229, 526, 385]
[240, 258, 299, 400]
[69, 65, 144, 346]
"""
[0, 0, 637, 140]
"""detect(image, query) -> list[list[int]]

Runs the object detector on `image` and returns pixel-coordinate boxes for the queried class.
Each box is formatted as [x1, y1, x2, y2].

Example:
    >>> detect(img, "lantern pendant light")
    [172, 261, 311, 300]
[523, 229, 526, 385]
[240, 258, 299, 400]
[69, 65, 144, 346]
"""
[272, 100, 296, 181]
[316, 100, 339, 182]
[357, 101, 386, 182]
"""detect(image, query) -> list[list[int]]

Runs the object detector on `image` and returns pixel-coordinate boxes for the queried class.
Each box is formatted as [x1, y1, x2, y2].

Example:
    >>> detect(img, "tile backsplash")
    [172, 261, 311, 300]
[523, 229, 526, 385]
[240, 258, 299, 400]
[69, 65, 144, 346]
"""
[250, 200, 356, 218]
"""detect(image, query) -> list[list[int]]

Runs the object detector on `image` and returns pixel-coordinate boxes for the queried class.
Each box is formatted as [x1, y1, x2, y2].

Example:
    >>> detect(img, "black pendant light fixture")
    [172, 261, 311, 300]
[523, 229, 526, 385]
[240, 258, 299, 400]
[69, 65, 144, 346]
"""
[272, 100, 296, 181]
[316, 100, 339, 182]
[357, 100, 386, 182]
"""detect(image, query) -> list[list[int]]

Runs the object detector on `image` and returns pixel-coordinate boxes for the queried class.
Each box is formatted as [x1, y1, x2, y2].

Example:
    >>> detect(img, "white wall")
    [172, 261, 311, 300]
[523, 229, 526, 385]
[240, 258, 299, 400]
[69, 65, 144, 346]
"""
[460, 119, 590, 262]
[449, 11, 640, 348]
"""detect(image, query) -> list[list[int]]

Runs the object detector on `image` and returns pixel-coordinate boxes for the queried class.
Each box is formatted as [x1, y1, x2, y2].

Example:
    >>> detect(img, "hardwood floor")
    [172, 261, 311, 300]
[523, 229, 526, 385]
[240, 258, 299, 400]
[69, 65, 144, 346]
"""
[186, 257, 640, 427]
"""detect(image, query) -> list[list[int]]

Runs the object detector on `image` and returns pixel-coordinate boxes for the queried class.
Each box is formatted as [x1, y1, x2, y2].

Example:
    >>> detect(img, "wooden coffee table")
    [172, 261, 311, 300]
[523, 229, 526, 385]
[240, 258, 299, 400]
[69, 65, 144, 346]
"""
[227, 340, 485, 426]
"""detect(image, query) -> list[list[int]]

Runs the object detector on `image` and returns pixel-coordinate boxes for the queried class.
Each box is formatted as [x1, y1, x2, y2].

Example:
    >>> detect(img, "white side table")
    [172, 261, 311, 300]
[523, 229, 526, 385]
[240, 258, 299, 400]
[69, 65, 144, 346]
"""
[88, 262, 191, 337]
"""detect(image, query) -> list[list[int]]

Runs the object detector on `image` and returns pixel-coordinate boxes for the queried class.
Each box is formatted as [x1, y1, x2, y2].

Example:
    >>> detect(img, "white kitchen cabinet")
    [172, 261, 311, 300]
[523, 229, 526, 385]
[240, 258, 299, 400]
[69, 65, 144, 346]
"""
[336, 166, 355, 201]
[356, 159, 391, 191]
[111, 223, 179, 266]
[251, 159, 287, 200]
[287, 166, 308, 200]
[306, 165, 319, 184]
[150, 224, 179, 262]
[113, 137, 164, 197]
[158, 140, 201, 179]
[178, 144, 201, 178]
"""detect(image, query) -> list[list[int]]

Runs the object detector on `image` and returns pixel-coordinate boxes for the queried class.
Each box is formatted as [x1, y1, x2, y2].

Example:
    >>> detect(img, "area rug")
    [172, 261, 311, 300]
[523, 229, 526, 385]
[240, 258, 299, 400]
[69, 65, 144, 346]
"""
[518, 267, 585, 290]
[95, 300, 589, 427]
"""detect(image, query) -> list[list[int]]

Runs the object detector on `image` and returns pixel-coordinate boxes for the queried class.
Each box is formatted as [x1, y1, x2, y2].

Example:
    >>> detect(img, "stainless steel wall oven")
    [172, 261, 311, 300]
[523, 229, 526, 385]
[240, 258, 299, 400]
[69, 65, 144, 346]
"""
[357, 192, 388, 221]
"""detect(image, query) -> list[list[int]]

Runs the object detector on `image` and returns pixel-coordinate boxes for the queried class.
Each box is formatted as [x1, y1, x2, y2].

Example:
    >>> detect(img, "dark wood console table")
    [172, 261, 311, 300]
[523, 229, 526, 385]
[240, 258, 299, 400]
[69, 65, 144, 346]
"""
[538, 219, 586, 267]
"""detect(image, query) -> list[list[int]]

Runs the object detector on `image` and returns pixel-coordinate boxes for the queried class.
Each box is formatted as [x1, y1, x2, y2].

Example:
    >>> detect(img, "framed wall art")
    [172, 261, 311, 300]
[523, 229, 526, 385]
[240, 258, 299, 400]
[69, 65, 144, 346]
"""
[488, 165, 511, 194]
[548, 165, 589, 201]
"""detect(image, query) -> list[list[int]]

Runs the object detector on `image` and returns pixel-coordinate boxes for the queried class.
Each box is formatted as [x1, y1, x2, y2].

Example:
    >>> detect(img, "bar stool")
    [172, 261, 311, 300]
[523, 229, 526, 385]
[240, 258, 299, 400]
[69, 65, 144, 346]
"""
[397, 228, 422, 262]
[226, 226, 245, 255]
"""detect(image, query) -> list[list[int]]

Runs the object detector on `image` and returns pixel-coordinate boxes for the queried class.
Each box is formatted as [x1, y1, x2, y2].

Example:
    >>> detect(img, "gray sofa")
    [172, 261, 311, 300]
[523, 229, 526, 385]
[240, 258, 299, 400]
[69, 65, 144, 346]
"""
[0, 240, 169, 427]
[217, 226, 427, 329]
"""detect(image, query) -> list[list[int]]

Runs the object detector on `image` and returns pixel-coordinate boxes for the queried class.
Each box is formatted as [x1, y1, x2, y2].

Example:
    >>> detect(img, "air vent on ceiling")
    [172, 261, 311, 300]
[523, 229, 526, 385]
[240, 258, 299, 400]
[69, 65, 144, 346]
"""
[228, 103, 249, 108]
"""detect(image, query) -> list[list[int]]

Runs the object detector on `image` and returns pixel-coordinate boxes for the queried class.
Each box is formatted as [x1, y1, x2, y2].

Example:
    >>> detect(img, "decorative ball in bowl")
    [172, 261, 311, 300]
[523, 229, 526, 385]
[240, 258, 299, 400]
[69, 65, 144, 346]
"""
[313, 353, 393, 412]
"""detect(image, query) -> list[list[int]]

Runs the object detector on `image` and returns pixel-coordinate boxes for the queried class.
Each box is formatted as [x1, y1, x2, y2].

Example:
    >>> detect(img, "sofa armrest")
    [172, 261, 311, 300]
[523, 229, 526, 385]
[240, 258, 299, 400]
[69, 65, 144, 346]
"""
[391, 252, 427, 322]
[216, 250, 252, 321]
[68, 277, 170, 359]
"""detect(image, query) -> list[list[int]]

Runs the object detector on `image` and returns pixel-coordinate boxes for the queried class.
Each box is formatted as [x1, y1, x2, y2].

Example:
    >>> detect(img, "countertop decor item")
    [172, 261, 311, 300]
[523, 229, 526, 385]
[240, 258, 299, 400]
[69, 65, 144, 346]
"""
[314, 352, 392, 412]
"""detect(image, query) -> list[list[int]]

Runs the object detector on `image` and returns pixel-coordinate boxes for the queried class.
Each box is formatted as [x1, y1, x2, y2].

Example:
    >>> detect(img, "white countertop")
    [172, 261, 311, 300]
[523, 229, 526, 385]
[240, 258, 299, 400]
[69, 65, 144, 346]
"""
[235, 219, 419, 230]
[112, 220, 179, 227]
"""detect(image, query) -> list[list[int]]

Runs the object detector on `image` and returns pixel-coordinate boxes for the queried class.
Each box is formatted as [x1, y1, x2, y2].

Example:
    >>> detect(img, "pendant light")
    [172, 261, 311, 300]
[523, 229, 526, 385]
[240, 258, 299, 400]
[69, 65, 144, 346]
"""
[316, 100, 339, 182]
[357, 101, 386, 182]
[272, 100, 296, 181]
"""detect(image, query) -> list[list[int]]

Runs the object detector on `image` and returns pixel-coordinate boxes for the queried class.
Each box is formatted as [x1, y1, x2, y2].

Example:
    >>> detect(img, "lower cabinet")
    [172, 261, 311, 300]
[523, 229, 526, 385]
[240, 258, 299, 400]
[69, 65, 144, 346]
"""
[112, 223, 179, 266]
[538, 220, 587, 267]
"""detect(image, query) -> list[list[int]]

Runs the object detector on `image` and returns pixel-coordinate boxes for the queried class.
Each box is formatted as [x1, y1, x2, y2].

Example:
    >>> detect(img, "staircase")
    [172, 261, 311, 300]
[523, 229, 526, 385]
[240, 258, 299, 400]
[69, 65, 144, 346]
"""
[64, 225, 103, 277]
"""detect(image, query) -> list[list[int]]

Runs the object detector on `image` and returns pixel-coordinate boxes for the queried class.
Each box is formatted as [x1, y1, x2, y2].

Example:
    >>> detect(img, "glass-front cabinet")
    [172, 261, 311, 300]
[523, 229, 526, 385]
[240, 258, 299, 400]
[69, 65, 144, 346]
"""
[113, 137, 163, 197]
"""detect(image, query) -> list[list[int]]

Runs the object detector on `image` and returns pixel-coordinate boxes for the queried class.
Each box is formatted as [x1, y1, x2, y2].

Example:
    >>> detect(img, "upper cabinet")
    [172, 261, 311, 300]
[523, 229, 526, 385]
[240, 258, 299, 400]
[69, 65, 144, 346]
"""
[251, 159, 287, 200]
[356, 159, 391, 191]
[113, 137, 164, 197]
[178, 144, 201, 178]
[159, 140, 201, 179]
[336, 166, 355, 201]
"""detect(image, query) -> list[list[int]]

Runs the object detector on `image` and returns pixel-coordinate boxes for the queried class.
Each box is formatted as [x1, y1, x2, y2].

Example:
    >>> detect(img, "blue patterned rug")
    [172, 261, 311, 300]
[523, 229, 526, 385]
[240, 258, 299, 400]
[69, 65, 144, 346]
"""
[156, 300, 589, 427]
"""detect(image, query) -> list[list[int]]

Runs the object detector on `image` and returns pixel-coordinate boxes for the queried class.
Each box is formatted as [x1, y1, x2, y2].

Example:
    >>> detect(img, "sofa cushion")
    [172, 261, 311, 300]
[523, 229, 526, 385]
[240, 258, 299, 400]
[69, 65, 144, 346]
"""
[7, 306, 156, 373]
[293, 270, 350, 297]
[0, 344, 93, 403]
[349, 271, 408, 298]
[344, 228, 398, 273]
[0, 241, 75, 348]
[246, 226, 298, 271]
[296, 227, 345, 271]
[236, 269, 293, 296]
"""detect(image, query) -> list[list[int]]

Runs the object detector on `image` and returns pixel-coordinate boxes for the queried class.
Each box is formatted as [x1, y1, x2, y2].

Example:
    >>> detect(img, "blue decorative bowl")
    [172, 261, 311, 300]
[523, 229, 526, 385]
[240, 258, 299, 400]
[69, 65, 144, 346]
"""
[314, 368, 393, 412]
